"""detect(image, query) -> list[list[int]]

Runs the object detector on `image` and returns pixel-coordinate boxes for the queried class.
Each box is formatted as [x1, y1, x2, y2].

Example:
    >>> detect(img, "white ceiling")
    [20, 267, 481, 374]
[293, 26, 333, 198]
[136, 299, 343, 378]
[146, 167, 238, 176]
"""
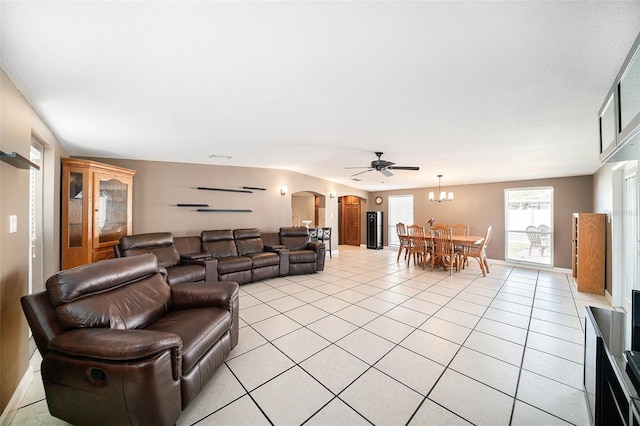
[2, 1, 640, 191]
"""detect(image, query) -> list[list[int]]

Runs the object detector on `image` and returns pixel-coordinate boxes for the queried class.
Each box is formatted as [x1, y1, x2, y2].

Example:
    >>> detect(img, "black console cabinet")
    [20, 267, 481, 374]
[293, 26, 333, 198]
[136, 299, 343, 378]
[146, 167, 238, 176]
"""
[585, 306, 639, 425]
[366, 211, 383, 249]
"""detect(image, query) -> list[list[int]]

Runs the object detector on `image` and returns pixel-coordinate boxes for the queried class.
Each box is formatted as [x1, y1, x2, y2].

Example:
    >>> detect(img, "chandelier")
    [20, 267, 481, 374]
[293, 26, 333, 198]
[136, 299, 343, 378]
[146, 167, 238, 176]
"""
[429, 174, 453, 202]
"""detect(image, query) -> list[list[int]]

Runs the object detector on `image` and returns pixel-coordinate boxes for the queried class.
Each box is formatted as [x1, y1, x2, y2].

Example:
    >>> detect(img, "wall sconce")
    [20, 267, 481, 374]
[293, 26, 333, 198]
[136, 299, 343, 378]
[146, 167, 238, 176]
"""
[280, 186, 288, 196]
[329, 191, 336, 198]
[428, 174, 453, 202]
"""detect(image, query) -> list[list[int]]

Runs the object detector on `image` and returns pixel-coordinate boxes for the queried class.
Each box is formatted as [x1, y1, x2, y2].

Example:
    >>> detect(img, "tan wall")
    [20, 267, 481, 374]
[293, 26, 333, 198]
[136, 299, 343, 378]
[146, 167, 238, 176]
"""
[370, 175, 593, 269]
[0, 69, 66, 413]
[81, 158, 368, 251]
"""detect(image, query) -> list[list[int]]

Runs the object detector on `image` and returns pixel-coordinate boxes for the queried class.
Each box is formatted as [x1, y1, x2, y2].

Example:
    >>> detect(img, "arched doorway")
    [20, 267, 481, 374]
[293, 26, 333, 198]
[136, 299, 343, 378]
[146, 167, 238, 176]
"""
[291, 191, 326, 227]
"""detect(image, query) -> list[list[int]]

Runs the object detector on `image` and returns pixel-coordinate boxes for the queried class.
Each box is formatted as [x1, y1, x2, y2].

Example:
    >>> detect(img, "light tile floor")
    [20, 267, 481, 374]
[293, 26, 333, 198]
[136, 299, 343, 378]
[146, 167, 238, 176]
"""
[11, 245, 612, 425]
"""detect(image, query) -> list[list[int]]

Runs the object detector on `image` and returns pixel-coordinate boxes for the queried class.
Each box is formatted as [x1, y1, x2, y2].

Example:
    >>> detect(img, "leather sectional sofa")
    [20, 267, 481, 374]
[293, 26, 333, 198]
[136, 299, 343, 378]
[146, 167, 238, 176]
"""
[115, 227, 326, 285]
[21, 253, 239, 426]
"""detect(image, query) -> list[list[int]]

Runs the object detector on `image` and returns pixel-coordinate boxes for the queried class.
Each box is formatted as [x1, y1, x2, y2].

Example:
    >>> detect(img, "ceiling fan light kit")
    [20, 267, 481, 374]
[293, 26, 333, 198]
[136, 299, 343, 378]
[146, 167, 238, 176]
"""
[429, 174, 453, 202]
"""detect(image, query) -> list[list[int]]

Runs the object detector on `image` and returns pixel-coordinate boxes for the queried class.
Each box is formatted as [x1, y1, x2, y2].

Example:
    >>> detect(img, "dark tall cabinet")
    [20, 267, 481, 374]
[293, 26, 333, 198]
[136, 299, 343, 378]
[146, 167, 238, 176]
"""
[366, 211, 383, 249]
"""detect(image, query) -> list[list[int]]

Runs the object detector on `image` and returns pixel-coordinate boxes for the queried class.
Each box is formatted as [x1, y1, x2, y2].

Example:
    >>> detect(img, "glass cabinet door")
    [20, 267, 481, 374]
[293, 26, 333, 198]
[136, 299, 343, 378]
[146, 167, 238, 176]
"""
[67, 171, 86, 248]
[93, 173, 131, 247]
[599, 93, 617, 155]
[619, 49, 640, 137]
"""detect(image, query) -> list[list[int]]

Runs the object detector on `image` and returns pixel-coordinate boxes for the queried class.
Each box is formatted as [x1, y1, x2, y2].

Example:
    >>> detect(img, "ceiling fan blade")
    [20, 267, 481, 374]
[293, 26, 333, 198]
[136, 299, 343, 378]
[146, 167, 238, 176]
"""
[380, 168, 393, 177]
[350, 169, 374, 177]
[387, 166, 420, 171]
[345, 166, 370, 169]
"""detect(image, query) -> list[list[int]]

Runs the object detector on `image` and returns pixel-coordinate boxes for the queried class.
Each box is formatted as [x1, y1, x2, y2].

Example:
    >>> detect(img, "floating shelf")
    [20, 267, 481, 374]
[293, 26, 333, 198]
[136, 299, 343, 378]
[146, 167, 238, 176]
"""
[0, 151, 40, 170]
[197, 209, 253, 213]
[177, 203, 209, 207]
[197, 186, 252, 193]
[242, 186, 267, 191]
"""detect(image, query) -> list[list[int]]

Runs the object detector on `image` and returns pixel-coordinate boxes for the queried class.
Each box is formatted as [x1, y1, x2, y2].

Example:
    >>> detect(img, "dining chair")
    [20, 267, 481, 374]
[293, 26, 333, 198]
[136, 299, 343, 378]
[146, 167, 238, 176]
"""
[430, 228, 460, 276]
[451, 224, 470, 267]
[451, 224, 469, 236]
[407, 224, 428, 267]
[464, 225, 492, 276]
[430, 224, 450, 237]
[318, 227, 332, 258]
[395, 223, 411, 262]
[308, 227, 319, 242]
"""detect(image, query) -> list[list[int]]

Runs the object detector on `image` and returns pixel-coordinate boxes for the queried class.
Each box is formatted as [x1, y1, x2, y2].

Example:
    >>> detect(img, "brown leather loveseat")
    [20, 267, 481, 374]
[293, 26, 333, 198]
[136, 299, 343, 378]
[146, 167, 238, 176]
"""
[21, 253, 239, 426]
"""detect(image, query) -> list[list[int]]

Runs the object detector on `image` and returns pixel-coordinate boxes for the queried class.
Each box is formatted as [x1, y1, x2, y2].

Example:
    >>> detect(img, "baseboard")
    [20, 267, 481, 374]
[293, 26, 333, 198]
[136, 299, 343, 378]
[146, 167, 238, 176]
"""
[489, 258, 572, 275]
[0, 366, 33, 426]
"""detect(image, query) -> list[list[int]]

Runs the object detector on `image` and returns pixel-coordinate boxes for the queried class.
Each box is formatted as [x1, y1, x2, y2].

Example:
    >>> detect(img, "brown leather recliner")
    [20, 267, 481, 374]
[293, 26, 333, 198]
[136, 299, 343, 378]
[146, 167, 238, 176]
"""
[233, 228, 289, 280]
[279, 227, 326, 275]
[21, 254, 239, 426]
[115, 232, 217, 284]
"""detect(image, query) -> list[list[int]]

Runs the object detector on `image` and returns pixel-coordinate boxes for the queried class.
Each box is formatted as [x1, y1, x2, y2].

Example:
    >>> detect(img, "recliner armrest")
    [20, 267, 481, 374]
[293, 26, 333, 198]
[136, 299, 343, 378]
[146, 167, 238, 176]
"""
[306, 241, 325, 252]
[49, 329, 183, 379]
[180, 256, 218, 282]
[171, 281, 239, 311]
[180, 252, 211, 261]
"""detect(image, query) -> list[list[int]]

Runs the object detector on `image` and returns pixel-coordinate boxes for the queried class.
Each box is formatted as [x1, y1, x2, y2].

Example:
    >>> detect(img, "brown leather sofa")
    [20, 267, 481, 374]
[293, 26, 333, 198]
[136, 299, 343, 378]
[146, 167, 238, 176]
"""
[114, 232, 217, 284]
[116, 228, 324, 285]
[21, 253, 239, 426]
[280, 226, 326, 274]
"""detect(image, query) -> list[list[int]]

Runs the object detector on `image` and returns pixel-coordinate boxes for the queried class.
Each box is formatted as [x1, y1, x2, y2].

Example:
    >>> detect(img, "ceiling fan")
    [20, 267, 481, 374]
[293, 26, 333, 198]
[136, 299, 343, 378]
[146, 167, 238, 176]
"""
[346, 152, 420, 177]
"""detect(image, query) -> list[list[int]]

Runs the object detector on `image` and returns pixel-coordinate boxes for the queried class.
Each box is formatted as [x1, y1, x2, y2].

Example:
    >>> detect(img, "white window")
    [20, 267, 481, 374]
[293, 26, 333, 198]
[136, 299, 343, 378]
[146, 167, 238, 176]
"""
[504, 187, 553, 266]
[387, 195, 413, 247]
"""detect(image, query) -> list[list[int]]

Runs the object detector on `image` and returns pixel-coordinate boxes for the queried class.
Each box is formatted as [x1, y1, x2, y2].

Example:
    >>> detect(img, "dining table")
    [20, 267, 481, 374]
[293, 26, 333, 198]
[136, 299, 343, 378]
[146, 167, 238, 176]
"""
[409, 234, 485, 271]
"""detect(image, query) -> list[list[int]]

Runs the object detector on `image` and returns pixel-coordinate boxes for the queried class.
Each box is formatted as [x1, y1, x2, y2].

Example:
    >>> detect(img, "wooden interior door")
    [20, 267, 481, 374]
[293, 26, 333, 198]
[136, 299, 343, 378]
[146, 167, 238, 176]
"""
[341, 196, 361, 246]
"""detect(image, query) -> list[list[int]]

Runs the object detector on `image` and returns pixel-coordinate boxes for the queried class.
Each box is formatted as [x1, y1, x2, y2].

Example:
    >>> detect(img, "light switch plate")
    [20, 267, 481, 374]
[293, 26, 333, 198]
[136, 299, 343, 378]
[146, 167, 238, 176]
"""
[9, 215, 17, 233]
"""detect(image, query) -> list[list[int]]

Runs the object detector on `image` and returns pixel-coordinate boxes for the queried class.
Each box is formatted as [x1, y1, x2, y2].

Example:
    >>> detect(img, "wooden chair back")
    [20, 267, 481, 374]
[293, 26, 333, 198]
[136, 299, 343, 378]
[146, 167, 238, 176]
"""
[430, 224, 450, 237]
[431, 227, 458, 275]
[451, 224, 469, 236]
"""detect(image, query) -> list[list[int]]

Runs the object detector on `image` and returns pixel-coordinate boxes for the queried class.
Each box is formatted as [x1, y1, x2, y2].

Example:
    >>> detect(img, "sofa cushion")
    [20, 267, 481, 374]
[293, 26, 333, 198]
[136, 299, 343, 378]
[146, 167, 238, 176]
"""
[247, 252, 280, 268]
[289, 250, 317, 264]
[173, 236, 203, 257]
[217, 257, 252, 274]
[146, 308, 232, 374]
[202, 230, 238, 258]
[260, 231, 280, 248]
[118, 233, 181, 268]
[280, 227, 310, 251]
[233, 228, 264, 255]
[166, 264, 207, 285]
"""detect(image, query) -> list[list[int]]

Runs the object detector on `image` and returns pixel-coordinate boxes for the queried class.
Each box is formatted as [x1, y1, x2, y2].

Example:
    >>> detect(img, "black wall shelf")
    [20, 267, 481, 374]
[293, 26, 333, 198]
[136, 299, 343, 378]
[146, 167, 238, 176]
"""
[197, 187, 252, 193]
[177, 203, 209, 207]
[242, 186, 267, 191]
[197, 209, 252, 213]
[0, 151, 40, 170]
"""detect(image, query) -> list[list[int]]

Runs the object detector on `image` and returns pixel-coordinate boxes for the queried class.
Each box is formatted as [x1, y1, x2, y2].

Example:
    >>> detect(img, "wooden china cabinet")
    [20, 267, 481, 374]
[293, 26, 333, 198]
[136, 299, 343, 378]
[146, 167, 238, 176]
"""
[61, 158, 136, 270]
